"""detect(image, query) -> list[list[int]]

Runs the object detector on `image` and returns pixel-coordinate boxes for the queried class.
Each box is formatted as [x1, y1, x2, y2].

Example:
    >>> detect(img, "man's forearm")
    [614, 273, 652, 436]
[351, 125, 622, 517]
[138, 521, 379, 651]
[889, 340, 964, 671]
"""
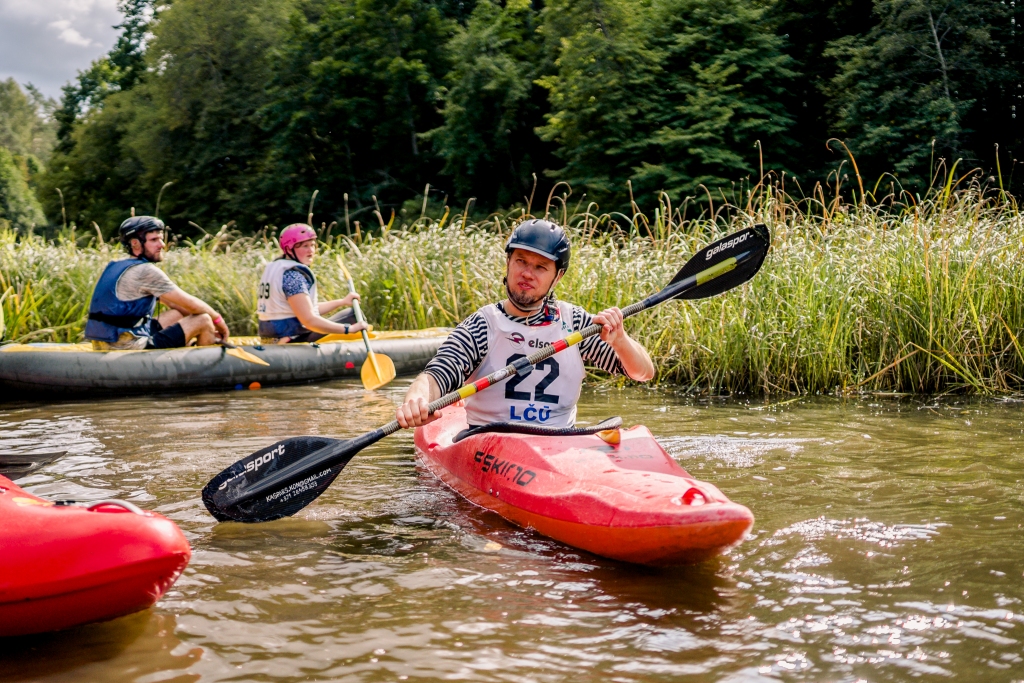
[160, 288, 218, 318]
[613, 336, 655, 381]
[406, 372, 441, 403]
[183, 296, 217, 318]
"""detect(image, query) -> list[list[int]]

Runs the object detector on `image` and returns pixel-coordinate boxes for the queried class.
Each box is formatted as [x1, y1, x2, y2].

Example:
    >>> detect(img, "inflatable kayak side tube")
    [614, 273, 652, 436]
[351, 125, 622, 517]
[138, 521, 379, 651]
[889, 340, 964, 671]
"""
[0, 336, 445, 397]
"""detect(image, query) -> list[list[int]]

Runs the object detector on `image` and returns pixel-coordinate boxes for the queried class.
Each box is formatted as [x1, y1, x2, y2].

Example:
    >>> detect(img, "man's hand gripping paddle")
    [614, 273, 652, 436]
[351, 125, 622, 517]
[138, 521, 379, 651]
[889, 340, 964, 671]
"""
[202, 225, 770, 523]
[336, 256, 396, 390]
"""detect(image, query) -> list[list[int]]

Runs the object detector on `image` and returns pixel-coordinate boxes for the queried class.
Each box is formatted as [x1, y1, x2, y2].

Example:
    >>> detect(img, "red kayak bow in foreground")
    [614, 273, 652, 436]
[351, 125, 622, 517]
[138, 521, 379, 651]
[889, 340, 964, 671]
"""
[0, 475, 191, 636]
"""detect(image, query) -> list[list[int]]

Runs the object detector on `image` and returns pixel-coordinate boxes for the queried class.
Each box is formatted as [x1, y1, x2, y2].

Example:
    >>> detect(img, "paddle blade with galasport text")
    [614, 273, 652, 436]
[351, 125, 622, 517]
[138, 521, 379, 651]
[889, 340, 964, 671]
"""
[202, 430, 386, 522]
[669, 224, 770, 300]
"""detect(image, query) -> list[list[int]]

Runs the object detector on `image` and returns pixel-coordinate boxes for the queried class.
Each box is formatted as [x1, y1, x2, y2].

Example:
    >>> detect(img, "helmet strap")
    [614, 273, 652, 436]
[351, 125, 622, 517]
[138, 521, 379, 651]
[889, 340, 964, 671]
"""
[540, 270, 565, 321]
[129, 237, 150, 261]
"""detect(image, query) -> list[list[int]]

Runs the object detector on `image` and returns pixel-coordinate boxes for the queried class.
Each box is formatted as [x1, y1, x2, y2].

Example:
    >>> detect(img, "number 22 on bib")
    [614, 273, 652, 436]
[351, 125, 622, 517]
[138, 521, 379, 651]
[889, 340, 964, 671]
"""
[463, 302, 585, 428]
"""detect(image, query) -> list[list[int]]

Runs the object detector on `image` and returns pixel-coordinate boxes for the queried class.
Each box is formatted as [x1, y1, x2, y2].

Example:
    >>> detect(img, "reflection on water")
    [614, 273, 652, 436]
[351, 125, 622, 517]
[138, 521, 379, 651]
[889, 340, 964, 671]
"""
[2, 385, 1024, 681]
[0, 612, 202, 681]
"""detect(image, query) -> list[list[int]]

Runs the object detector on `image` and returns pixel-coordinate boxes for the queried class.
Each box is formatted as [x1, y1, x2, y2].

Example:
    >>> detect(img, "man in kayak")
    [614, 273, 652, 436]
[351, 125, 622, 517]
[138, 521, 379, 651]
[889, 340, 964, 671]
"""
[257, 223, 368, 344]
[397, 218, 654, 429]
[85, 216, 231, 350]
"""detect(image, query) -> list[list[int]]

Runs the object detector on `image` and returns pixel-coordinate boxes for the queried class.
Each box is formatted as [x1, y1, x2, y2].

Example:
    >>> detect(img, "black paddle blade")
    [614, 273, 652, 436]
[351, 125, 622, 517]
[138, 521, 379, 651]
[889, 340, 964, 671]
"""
[202, 433, 377, 523]
[0, 451, 66, 479]
[670, 224, 770, 300]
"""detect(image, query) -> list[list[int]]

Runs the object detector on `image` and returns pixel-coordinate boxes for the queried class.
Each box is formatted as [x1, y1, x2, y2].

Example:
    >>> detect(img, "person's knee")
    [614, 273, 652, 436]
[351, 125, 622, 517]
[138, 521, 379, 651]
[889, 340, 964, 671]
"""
[194, 313, 214, 330]
[179, 313, 213, 340]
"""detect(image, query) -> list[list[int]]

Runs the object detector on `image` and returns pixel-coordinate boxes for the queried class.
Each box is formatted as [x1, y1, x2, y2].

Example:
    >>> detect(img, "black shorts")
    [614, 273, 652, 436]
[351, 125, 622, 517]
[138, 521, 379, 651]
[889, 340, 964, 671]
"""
[146, 319, 187, 349]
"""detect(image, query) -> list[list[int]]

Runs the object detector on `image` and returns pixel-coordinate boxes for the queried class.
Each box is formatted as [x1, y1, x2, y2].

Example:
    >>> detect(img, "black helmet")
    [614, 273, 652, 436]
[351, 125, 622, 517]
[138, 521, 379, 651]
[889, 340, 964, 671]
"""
[505, 219, 571, 272]
[119, 216, 165, 252]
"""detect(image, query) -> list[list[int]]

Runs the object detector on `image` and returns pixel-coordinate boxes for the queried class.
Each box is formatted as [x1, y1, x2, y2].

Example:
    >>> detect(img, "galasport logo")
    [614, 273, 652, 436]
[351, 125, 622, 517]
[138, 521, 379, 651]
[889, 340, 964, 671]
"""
[217, 444, 285, 490]
[705, 231, 749, 260]
[474, 451, 536, 487]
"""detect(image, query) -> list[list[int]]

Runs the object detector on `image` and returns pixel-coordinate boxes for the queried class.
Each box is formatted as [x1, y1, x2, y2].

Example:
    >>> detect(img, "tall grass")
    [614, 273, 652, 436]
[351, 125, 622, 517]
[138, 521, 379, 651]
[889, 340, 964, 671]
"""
[2, 171, 1022, 395]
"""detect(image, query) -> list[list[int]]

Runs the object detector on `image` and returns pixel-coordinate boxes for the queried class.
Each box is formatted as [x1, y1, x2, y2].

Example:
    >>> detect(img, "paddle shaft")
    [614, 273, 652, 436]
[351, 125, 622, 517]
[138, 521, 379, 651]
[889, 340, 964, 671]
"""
[249, 248, 751, 499]
[338, 260, 382, 377]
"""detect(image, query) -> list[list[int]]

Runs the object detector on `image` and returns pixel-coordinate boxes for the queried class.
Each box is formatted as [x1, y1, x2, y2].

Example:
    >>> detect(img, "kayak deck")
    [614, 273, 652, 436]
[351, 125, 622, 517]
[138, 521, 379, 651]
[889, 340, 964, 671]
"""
[0, 328, 448, 398]
[414, 406, 754, 565]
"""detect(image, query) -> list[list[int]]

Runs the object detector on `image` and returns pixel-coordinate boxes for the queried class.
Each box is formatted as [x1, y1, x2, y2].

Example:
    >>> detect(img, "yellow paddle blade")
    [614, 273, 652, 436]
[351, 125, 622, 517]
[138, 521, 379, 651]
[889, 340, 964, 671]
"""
[316, 326, 376, 344]
[226, 347, 270, 366]
[360, 350, 396, 390]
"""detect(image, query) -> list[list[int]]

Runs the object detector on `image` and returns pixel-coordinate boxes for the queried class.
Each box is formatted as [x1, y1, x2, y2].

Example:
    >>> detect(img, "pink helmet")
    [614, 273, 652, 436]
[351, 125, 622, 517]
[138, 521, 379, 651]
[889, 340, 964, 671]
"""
[280, 223, 317, 254]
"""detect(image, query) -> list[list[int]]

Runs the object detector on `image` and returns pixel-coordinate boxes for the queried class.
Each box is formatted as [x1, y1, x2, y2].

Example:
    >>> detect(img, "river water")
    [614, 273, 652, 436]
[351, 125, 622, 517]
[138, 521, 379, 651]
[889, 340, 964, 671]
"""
[2, 382, 1022, 682]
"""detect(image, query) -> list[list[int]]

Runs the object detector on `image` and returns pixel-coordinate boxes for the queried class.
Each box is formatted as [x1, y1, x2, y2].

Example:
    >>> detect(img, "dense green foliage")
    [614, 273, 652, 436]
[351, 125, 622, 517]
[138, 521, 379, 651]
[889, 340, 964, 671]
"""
[536, 0, 660, 201]
[259, 0, 454, 223]
[633, 0, 798, 201]
[0, 79, 56, 162]
[0, 147, 46, 232]
[827, 0, 1017, 181]
[427, 0, 551, 209]
[3, 182, 1023, 395]
[0, 79, 53, 231]
[16, 0, 1023, 234]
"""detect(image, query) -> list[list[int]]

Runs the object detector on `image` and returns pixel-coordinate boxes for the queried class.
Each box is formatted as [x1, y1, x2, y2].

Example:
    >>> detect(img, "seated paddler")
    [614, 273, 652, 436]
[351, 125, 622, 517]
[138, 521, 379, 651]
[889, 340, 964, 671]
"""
[257, 223, 368, 344]
[397, 218, 655, 429]
[85, 216, 231, 350]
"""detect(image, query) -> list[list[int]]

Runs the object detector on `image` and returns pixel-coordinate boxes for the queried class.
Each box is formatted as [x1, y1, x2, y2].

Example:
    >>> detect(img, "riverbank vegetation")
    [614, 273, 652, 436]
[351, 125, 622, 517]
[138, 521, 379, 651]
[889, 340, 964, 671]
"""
[0, 0, 1017, 236]
[4, 177, 1023, 395]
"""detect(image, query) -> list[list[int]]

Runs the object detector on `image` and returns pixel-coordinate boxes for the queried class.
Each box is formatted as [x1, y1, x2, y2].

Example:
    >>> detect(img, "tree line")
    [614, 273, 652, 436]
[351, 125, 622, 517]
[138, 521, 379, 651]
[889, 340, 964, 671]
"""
[2, 0, 1020, 236]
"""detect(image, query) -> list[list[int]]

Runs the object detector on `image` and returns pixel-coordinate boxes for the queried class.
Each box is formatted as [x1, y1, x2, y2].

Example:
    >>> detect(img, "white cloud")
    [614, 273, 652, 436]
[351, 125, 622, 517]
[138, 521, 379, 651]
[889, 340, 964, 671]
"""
[0, 0, 121, 98]
[49, 19, 98, 48]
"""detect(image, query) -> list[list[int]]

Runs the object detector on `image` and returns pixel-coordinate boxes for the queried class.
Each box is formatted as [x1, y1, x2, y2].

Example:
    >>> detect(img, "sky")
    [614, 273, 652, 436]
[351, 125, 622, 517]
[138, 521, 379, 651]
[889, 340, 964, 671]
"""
[0, 0, 122, 101]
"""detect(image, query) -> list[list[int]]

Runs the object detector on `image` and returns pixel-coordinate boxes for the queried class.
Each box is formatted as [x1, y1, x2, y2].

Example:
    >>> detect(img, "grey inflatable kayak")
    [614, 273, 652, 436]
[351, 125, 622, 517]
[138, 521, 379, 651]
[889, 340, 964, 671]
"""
[0, 329, 447, 398]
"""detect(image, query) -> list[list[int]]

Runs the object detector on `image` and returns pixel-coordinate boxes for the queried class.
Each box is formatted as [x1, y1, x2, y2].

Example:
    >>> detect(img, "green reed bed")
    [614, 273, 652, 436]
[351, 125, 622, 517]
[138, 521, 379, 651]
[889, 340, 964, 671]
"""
[2, 182, 1022, 395]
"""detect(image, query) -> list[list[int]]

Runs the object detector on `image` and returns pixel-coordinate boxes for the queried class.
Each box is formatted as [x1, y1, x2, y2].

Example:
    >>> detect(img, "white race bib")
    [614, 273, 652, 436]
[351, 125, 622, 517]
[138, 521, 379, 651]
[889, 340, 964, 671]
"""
[464, 302, 585, 428]
[257, 259, 318, 320]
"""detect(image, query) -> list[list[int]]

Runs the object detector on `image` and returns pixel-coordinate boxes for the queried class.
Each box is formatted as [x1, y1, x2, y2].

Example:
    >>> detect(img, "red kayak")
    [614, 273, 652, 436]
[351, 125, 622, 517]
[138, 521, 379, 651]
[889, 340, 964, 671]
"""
[414, 406, 754, 565]
[0, 475, 191, 636]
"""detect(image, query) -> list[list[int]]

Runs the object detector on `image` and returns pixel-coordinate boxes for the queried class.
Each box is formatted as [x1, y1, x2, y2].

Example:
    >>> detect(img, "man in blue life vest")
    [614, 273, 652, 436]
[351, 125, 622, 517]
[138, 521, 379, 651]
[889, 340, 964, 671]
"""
[85, 216, 231, 350]
[396, 218, 655, 429]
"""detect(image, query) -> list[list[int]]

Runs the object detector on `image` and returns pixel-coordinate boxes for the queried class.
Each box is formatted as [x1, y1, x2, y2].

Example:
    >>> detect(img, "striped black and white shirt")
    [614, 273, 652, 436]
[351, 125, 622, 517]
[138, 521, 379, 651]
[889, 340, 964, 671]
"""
[424, 301, 624, 395]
